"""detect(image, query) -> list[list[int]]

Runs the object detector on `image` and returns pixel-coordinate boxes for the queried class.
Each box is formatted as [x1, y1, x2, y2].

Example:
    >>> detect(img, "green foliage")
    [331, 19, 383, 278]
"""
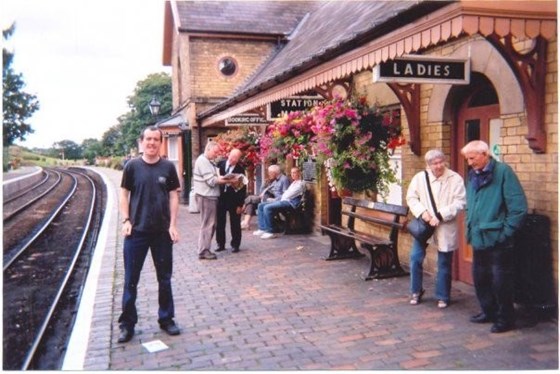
[53, 139, 82, 160]
[109, 157, 124, 170]
[100, 125, 123, 156]
[3, 24, 40, 147]
[314, 98, 404, 196]
[81, 138, 103, 165]
[117, 72, 172, 153]
[261, 97, 406, 196]
[7, 146, 58, 168]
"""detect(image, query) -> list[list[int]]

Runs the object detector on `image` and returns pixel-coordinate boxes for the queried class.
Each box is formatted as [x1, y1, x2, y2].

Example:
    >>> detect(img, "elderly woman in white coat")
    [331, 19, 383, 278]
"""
[406, 149, 466, 308]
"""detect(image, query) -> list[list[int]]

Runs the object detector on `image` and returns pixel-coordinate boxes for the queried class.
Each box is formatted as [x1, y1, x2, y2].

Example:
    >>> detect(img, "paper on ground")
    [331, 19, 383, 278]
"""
[142, 340, 169, 353]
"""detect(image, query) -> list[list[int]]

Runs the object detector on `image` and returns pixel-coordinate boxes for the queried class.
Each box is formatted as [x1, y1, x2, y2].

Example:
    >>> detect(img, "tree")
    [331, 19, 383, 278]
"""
[101, 125, 123, 156]
[53, 139, 82, 160]
[118, 72, 172, 151]
[81, 138, 103, 165]
[3, 24, 40, 147]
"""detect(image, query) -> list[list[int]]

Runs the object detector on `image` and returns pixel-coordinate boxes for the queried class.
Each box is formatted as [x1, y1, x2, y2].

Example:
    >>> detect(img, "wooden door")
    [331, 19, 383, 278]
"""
[453, 76, 500, 284]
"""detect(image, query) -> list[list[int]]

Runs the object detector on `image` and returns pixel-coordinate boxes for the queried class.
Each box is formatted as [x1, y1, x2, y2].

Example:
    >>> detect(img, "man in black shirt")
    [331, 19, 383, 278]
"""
[118, 126, 181, 343]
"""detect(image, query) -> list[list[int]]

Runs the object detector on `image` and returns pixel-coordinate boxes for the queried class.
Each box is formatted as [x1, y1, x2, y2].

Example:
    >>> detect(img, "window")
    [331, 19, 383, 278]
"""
[218, 57, 237, 76]
[168, 137, 178, 161]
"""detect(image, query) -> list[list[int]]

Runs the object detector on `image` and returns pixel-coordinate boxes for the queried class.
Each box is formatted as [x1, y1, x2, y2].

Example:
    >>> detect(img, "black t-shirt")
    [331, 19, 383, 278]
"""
[121, 157, 181, 233]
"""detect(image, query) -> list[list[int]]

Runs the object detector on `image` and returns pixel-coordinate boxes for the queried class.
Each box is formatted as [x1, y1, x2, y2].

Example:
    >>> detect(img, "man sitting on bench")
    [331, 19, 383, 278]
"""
[240, 164, 290, 230]
[253, 167, 305, 239]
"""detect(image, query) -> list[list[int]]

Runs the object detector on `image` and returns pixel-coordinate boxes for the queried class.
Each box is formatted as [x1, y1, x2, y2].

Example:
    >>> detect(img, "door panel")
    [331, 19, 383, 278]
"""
[454, 99, 499, 285]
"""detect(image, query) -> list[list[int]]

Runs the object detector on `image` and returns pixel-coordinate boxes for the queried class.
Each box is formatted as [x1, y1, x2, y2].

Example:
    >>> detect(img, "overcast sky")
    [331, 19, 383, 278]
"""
[3, 0, 171, 149]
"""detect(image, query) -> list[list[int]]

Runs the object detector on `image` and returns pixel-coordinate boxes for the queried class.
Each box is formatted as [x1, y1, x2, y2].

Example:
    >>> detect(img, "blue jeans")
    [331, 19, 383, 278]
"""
[118, 230, 174, 328]
[257, 200, 293, 233]
[409, 238, 453, 302]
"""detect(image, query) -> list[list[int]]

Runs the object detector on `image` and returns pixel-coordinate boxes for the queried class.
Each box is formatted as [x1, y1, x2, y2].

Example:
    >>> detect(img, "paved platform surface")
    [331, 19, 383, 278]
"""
[66, 166, 558, 370]
[2, 165, 41, 181]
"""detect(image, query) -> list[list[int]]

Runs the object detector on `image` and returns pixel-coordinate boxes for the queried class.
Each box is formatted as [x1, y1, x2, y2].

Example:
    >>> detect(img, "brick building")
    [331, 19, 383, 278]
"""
[161, 1, 557, 293]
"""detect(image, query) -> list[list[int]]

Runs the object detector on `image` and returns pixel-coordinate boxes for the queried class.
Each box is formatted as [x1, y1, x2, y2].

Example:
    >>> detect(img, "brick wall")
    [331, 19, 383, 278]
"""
[189, 38, 276, 98]
[174, 34, 277, 157]
[410, 35, 557, 285]
[326, 35, 558, 286]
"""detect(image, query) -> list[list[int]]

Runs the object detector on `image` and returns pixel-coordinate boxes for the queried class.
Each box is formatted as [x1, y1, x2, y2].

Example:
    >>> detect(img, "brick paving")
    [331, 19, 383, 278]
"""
[76, 167, 557, 370]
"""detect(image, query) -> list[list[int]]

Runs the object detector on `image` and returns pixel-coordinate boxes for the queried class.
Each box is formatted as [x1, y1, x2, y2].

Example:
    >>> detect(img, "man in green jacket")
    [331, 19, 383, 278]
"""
[461, 140, 527, 333]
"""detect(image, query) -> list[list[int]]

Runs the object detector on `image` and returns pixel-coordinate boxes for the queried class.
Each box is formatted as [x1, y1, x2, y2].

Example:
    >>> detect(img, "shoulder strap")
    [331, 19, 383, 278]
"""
[425, 171, 443, 221]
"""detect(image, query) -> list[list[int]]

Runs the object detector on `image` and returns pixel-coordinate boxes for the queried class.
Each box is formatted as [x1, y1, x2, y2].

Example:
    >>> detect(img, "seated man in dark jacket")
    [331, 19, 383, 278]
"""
[240, 164, 290, 229]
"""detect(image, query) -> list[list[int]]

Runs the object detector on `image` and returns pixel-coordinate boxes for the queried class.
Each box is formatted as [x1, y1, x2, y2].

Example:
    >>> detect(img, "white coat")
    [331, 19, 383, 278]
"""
[406, 167, 466, 252]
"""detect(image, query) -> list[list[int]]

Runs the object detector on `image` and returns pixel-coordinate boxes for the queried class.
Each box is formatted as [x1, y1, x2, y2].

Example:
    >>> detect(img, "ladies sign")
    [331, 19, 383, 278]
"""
[373, 55, 470, 85]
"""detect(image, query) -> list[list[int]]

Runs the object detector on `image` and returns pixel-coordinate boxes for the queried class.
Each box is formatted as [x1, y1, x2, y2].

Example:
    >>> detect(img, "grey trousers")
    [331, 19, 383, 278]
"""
[196, 194, 218, 254]
[243, 195, 261, 216]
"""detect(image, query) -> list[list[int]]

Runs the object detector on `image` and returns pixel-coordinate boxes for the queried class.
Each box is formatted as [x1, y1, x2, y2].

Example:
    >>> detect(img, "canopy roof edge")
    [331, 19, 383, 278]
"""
[199, 1, 557, 127]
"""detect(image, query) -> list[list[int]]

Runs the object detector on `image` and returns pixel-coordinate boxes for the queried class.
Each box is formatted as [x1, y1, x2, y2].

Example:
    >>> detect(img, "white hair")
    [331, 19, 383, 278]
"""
[461, 140, 489, 155]
[425, 149, 445, 164]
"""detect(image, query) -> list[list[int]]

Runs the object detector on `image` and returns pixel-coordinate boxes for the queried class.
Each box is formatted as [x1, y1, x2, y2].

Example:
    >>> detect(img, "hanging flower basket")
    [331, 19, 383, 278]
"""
[310, 97, 406, 196]
[259, 96, 406, 197]
[259, 110, 315, 163]
[214, 127, 261, 172]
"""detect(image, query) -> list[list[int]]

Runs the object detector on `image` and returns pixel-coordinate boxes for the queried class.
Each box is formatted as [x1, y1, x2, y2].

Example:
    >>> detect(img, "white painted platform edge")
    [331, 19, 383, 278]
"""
[61, 168, 115, 370]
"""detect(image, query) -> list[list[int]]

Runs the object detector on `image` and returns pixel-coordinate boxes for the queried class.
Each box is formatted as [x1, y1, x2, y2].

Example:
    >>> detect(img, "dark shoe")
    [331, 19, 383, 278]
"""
[199, 250, 217, 260]
[409, 289, 425, 305]
[470, 312, 493, 324]
[160, 321, 181, 336]
[117, 326, 134, 343]
[491, 322, 514, 333]
[231, 247, 240, 253]
[215, 247, 226, 252]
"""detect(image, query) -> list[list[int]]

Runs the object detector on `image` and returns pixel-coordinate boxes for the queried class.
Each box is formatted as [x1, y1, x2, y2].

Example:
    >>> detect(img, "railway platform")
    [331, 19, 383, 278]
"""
[62, 166, 558, 370]
[2, 165, 41, 181]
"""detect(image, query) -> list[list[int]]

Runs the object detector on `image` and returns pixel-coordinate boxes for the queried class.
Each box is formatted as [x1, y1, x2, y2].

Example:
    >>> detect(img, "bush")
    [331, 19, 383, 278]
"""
[110, 157, 123, 170]
[23, 154, 41, 161]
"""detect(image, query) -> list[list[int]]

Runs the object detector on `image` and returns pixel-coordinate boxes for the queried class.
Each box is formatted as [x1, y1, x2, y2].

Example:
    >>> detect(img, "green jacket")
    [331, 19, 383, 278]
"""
[465, 158, 528, 250]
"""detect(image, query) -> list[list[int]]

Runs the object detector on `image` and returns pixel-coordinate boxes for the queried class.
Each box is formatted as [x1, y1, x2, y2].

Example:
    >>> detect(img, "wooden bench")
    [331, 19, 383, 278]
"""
[320, 197, 409, 281]
[275, 184, 314, 234]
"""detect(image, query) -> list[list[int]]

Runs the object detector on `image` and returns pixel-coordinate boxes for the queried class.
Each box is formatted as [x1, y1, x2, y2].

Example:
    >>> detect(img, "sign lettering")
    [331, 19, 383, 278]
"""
[268, 96, 323, 119]
[225, 114, 268, 126]
[373, 55, 470, 85]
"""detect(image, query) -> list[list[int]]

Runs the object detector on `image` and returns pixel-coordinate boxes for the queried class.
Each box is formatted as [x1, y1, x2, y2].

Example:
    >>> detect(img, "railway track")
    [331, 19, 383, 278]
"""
[3, 168, 65, 255]
[3, 167, 106, 370]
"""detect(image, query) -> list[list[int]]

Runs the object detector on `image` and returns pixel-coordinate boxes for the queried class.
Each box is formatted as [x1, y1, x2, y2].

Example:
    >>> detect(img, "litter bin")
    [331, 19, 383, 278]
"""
[188, 188, 199, 213]
[513, 214, 557, 315]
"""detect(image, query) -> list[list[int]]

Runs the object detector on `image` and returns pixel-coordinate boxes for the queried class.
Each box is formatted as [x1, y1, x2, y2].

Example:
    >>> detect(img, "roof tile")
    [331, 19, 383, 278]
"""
[176, 1, 320, 35]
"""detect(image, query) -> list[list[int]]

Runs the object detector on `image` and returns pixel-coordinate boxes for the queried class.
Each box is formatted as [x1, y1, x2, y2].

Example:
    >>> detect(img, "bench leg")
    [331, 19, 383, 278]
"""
[276, 210, 311, 235]
[360, 243, 409, 281]
[323, 232, 365, 261]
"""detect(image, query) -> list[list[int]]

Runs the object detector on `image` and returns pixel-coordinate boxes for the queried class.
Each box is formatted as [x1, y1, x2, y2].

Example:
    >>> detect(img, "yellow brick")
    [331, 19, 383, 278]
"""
[502, 136, 521, 145]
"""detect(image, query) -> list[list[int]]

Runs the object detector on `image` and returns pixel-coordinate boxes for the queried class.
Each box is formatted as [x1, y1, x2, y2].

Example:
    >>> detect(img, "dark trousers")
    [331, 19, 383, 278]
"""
[472, 243, 515, 325]
[118, 230, 174, 329]
[216, 198, 242, 249]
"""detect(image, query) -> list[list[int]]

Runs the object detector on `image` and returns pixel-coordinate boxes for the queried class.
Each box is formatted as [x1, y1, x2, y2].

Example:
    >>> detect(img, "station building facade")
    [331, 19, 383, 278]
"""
[160, 1, 557, 289]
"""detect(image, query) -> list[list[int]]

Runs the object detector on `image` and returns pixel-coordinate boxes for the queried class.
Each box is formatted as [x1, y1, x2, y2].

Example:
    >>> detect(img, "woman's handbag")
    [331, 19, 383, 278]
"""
[407, 216, 435, 243]
[407, 171, 439, 243]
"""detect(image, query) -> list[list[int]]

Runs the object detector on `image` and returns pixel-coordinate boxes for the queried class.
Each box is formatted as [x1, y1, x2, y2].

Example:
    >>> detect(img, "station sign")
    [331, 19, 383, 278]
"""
[267, 96, 323, 120]
[225, 113, 268, 126]
[373, 55, 470, 85]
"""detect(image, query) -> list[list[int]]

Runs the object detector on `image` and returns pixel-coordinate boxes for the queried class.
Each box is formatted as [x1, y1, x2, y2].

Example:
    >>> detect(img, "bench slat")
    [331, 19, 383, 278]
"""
[342, 211, 405, 229]
[322, 197, 409, 281]
[342, 197, 408, 216]
[320, 224, 391, 246]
